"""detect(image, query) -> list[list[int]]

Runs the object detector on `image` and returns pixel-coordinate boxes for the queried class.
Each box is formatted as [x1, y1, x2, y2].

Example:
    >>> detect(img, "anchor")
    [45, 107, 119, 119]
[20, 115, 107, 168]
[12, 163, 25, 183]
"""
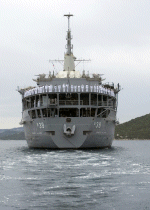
[63, 124, 76, 136]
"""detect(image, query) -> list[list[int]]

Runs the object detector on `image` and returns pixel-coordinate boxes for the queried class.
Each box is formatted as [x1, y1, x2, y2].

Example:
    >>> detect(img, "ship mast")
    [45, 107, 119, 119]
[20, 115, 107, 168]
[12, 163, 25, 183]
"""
[49, 14, 90, 78]
[64, 13, 73, 55]
[64, 13, 75, 72]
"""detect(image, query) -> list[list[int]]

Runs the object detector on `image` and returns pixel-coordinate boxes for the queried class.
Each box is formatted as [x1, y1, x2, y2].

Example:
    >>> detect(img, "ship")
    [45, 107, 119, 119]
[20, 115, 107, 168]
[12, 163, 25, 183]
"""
[18, 14, 120, 149]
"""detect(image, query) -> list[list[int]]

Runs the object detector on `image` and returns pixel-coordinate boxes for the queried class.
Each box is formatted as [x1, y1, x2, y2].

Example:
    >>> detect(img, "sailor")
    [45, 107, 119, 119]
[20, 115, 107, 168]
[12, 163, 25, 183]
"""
[81, 84, 84, 92]
[97, 85, 99, 93]
[45, 85, 48, 92]
[90, 86, 93, 92]
[38, 100, 40, 107]
[86, 85, 89, 92]
[42, 86, 44, 93]
[71, 85, 74, 92]
[111, 90, 114, 97]
[49, 85, 53, 92]
[40, 87, 42, 93]
[31, 89, 34, 95]
[66, 84, 69, 92]
[63, 84, 66, 92]
[58, 85, 61, 92]
[99, 85, 102, 93]
[78, 85, 80, 92]
[37, 87, 40, 93]
[54, 85, 57, 92]
[104, 87, 106, 94]
[74, 85, 77, 92]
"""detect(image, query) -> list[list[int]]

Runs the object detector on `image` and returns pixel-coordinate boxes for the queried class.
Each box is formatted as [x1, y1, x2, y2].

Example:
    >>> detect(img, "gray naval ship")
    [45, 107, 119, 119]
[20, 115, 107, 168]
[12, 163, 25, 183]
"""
[18, 14, 120, 149]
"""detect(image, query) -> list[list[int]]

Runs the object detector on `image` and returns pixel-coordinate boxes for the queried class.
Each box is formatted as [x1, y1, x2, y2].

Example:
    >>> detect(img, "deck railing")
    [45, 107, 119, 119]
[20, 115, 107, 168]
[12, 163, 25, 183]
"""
[23, 100, 114, 110]
[59, 100, 79, 105]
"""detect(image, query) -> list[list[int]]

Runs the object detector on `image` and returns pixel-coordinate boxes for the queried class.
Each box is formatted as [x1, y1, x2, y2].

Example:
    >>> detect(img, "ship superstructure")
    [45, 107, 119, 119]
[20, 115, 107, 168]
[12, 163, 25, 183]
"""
[18, 14, 120, 149]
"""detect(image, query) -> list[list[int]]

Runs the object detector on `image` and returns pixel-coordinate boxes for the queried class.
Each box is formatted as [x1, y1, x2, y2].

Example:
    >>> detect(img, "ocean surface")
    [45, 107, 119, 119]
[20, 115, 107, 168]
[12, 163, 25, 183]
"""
[0, 140, 150, 210]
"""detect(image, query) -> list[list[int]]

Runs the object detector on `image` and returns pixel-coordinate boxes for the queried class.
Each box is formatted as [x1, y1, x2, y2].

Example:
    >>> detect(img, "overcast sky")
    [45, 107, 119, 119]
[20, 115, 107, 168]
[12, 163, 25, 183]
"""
[1, 0, 150, 129]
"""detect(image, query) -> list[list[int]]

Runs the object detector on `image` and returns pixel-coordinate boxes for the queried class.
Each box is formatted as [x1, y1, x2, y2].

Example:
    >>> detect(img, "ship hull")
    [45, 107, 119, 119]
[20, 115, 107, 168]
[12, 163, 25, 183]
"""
[23, 117, 115, 149]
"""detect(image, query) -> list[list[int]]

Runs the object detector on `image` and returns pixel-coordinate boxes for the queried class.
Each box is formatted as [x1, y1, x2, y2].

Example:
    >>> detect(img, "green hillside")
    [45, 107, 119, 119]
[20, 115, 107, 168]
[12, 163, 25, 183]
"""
[1, 132, 25, 140]
[115, 114, 150, 139]
[0, 127, 25, 140]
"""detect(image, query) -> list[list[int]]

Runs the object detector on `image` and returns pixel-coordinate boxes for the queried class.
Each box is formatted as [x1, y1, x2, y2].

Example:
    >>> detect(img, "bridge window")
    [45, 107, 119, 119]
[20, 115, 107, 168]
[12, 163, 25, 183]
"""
[91, 94, 97, 105]
[59, 108, 79, 117]
[80, 93, 89, 105]
[37, 109, 41, 118]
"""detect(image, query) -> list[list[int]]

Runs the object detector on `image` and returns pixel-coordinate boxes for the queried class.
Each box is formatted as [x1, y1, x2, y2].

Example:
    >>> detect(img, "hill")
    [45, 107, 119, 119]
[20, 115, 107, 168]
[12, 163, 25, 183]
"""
[0, 127, 25, 140]
[115, 113, 150, 139]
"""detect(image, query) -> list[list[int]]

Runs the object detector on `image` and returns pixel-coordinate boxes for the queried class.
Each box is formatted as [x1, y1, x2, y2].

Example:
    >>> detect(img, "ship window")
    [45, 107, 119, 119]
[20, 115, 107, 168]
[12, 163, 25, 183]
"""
[80, 93, 89, 105]
[42, 94, 47, 106]
[22, 99, 27, 110]
[91, 94, 97, 105]
[80, 108, 90, 117]
[37, 109, 41, 118]
[97, 109, 110, 118]
[98, 94, 102, 106]
[26, 97, 31, 109]
[91, 108, 96, 117]
[32, 110, 36, 119]
[31, 96, 35, 108]
[48, 94, 57, 105]
[36, 95, 39, 107]
[59, 108, 79, 117]
[47, 108, 57, 117]
[103, 95, 107, 101]
[42, 108, 47, 117]
[28, 111, 32, 118]
[59, 93, 78, 105]
[97, 108, 102, 117]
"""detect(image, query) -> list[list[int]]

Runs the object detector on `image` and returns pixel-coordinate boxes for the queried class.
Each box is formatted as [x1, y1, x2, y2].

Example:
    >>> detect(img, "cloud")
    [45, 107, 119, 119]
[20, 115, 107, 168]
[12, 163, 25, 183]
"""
[1, 0, 150, 128]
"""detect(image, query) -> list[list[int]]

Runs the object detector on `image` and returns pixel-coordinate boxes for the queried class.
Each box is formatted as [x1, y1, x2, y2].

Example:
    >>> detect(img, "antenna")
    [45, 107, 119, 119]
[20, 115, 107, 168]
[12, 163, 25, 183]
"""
[64, 13, 73, 31]
[64, 13, 73, 55]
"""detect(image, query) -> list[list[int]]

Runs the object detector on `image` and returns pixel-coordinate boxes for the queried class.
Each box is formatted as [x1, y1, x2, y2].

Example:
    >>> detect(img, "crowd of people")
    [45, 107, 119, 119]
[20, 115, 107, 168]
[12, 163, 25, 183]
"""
[24, 84, 115, 98]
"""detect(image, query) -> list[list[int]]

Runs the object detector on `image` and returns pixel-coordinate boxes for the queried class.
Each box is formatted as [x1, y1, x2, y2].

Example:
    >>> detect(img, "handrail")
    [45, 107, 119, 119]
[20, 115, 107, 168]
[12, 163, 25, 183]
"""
[59, 100, 79, 105]
[97, 107, 114, 117]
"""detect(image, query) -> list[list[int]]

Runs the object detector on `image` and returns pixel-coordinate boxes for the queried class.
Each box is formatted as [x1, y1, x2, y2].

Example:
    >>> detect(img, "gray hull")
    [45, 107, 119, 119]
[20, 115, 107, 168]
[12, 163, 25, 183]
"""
[23, 117, 115, 149]
[18, 14, 120, 149]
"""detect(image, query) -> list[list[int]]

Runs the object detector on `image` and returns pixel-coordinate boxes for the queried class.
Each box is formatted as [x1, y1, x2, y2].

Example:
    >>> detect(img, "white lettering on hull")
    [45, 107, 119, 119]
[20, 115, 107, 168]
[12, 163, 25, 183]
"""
[36, 122, 44, 129]
[94, 122, 101, 129]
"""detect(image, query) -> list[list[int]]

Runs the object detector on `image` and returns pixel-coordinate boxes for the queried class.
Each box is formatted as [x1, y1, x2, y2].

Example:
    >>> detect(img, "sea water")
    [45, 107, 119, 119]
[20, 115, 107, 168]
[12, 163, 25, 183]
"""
[0, 140, 150, 210]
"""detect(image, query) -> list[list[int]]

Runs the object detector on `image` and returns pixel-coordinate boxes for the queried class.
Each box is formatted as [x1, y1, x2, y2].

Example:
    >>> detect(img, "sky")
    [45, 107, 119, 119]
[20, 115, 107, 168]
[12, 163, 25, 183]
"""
[1, 0, 150, 129]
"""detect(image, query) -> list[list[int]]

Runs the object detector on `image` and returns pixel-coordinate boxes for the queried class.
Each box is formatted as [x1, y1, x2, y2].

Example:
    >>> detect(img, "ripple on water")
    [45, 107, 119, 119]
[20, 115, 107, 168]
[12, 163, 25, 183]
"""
[0, 140, 150, 210]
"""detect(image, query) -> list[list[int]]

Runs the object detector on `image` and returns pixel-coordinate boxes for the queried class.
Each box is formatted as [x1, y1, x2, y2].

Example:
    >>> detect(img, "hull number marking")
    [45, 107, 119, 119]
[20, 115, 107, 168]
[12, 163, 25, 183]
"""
[94, 122, 101, 129]
[37, 122, 44, 129]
